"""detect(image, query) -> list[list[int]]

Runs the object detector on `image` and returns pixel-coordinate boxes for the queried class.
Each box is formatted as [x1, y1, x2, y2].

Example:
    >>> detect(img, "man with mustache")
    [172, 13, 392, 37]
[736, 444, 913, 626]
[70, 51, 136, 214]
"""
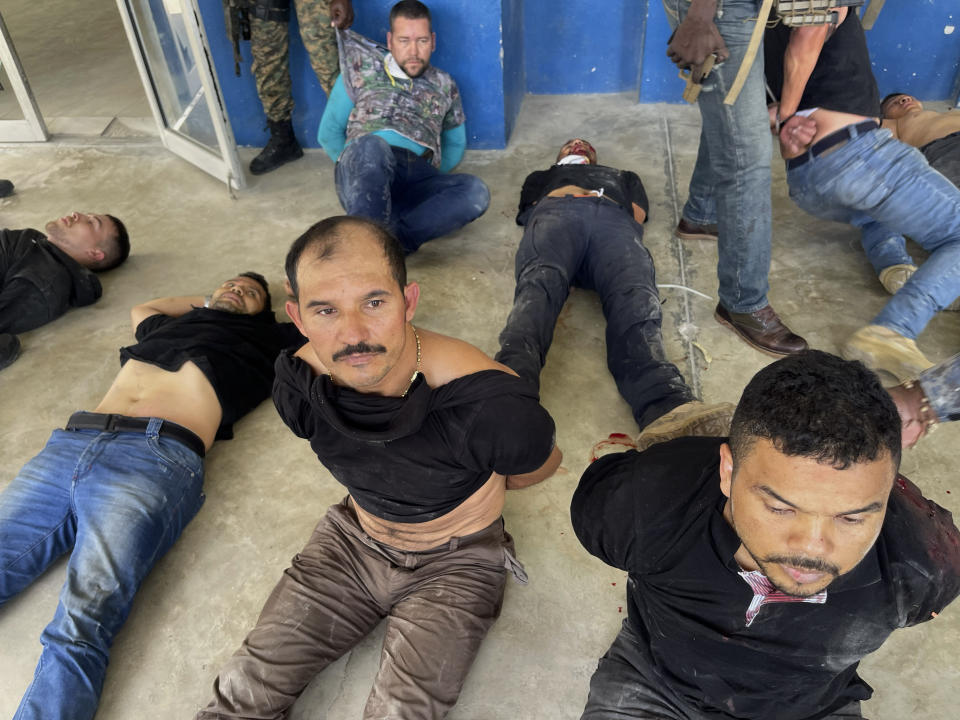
[317, 0, 489, 254]
[196, 216, 560, 719]
[572, 350, 960, 720]
[0, 272, 301, 720]
[1, 211, 130, 369]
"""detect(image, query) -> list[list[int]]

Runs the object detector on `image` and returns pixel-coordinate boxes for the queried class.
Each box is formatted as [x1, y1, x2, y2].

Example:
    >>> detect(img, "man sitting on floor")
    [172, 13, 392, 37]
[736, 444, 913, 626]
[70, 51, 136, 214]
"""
[496, 138, 732, 447]
[195, 217, 560, 719]
[765, 7, 960, 381]
[0, 211, 130, 369]
[0, 273, 300, 720]
[572, 350, 960, 720]
[317, 0, 489, 254]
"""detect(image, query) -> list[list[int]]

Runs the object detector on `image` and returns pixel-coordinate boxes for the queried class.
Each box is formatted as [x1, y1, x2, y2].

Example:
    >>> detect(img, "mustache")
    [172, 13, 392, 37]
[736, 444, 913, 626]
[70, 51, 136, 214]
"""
[764, 554, 840, 576]
[332, 342, 387, 361]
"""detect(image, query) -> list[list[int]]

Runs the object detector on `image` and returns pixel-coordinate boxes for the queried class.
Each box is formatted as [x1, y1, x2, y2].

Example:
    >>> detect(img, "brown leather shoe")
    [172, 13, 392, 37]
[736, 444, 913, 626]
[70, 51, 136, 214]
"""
[715, 303, 808, 356]
[676, 218, 719, 241]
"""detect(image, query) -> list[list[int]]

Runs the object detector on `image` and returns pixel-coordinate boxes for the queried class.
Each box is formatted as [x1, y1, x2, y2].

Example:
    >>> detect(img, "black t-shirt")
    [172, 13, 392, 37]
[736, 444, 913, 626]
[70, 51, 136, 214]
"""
[572, 437, 960, 720]
[121, 307, 303, 439]
[516, 164, 649, 225]
[272, 350, 556, 522]
[765, 11, 880, 118]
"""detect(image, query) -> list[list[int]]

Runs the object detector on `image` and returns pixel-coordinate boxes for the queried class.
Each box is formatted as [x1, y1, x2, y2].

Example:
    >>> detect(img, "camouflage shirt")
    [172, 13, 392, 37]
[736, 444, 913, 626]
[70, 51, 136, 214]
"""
[337, 29, 465, 168]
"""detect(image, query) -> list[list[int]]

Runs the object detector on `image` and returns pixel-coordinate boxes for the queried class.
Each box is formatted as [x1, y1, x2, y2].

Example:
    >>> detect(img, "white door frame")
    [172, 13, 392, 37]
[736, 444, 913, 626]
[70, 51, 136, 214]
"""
[0, 10, 48, 142]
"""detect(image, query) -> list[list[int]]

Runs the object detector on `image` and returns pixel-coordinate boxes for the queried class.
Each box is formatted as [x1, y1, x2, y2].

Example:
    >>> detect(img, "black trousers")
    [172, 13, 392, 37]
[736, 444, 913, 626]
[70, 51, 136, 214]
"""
[496, 196, 693, 429]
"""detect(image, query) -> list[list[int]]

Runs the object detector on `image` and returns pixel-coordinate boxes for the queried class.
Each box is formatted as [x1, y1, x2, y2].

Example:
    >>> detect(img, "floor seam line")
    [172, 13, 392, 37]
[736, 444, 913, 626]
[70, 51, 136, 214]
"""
[662, 115, 702, 399]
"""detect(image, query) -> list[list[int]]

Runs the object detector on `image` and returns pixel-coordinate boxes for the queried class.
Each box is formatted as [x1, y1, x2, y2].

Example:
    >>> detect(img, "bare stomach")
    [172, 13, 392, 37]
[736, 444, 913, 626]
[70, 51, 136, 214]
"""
[808, 109, 879, 145]
[93, 360, 222, 450]
[351, 472, 507, 551]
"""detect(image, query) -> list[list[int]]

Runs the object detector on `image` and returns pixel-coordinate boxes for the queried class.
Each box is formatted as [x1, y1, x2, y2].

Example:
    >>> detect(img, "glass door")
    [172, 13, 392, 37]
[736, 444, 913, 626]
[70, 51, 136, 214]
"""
[116, 0, 246, 189]
[0, 11, 48, 142]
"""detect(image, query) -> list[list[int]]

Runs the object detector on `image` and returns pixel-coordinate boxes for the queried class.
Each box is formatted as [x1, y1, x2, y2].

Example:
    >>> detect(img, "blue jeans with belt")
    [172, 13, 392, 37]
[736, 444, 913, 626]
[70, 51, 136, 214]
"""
[0, 419, 205, 720]
[496, 197, 694, 429]
[664, 0, 773, 314]
[335, 134, 491, 254]
[787, 126, 960, 339]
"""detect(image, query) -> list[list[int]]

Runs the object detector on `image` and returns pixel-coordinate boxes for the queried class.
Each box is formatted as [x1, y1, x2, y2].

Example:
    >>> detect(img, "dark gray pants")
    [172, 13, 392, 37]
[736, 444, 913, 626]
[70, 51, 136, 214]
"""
[581, 620, 865, 720]
[197, 499, 519, 720]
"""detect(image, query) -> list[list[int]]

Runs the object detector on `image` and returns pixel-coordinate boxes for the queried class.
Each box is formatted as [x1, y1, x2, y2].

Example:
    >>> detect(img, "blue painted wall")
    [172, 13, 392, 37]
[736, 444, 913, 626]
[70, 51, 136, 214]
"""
[524, 1, 646, 94]
[866, 1, 960, 101]
[199, 1, 960, 150]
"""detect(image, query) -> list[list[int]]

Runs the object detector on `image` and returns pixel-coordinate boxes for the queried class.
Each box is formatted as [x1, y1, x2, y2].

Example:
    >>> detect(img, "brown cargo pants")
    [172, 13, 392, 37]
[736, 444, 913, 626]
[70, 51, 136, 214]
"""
[196, 498, 525, 719]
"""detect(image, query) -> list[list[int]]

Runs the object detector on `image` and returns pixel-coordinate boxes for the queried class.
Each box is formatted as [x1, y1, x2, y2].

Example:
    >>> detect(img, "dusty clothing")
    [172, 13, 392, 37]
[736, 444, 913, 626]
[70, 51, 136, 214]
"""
[249, 0, 338, 121]
[337, 29, 465, 168]
[272, 353, 556, 521]
[918, 352, 960, 422]
[0, 228, 101, 334]
[764, 11, 880, 117]
[122, 308, 303, 439]
[497, 186, 692, 430]
[572, 437, 960, 720]
[195, 500, 520, 720]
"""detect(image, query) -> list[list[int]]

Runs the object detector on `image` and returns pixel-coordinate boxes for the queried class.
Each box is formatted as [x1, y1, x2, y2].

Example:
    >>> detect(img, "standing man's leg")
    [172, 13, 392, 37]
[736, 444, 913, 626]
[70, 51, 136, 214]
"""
[14, 425, 204, 720]
[496, 199, 587, 386]
[391, 156, 490, 253]
[294, 0, 339, 95]
[249, 4, 304, 175]
[667, 0, 806, 356]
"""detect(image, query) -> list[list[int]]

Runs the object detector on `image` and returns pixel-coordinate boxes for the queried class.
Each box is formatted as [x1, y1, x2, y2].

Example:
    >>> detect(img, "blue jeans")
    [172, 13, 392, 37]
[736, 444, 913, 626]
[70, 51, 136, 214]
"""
[665, 0, 773, 313]
[0, 420, 205, 720]
[334, 135, 490, 254]
[496, 197, 694, 429]
[788, 126, 960, 339]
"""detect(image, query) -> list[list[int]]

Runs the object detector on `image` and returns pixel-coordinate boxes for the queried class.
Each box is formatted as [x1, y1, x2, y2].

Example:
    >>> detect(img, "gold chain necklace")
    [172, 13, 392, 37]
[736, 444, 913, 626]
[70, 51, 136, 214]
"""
[400, 324, 421, 398]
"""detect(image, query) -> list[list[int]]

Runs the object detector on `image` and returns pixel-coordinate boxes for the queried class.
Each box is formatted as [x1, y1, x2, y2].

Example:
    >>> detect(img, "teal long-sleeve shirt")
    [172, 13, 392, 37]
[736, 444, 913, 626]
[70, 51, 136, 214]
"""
[317, 75, 467, 173]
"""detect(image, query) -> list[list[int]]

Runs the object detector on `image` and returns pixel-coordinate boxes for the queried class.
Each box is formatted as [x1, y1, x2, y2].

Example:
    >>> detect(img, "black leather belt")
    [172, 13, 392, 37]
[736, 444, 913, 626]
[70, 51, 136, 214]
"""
[65, 412, 206, 458]
[786, 120, 879, 170]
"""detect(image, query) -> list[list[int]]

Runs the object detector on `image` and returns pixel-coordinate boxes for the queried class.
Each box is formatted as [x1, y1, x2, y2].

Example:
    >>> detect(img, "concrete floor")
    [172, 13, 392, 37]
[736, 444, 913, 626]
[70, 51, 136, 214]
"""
[2, 5, 960, 711]
[2, 92, 959, 718]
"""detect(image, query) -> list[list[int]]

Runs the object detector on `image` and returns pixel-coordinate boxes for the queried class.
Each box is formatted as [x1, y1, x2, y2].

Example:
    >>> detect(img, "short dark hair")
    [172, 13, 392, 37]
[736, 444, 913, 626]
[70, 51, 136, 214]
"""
[390, 0, 431, 30]
[285, 216, 407, 300]
[880, 92, 907, 115]
[95, 215, 130, 272]
[729, 350, 901, 472]
[238, 271, 272, 312]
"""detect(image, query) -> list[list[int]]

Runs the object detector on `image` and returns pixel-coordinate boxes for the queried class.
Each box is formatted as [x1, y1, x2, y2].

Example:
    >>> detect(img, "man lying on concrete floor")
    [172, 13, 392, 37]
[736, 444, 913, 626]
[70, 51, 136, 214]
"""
[0, 273, 301, 720]
[196, 217, 560, 720]
[496, 138, 732, 449]
[764, 7, 960, 382]
[0, 211, 130, 370]
[317, 0, 489, 254]
[844, 93, 960, 298]
[572, 350, 960, 720]
[887, 351, 960, 448]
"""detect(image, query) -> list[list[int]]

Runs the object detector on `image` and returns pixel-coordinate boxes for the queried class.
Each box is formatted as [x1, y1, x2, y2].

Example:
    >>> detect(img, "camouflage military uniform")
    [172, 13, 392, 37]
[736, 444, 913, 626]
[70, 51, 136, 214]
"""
[251, 0, 339, 122]
[338, 30, 465, 169]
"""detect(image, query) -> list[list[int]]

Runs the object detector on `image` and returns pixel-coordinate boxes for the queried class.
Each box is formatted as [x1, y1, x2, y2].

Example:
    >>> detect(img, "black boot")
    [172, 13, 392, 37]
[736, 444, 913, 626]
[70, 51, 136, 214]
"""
[0, 334, 21, 370]
[0, 180, 13, 198]
[249, 119, 303, 175]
